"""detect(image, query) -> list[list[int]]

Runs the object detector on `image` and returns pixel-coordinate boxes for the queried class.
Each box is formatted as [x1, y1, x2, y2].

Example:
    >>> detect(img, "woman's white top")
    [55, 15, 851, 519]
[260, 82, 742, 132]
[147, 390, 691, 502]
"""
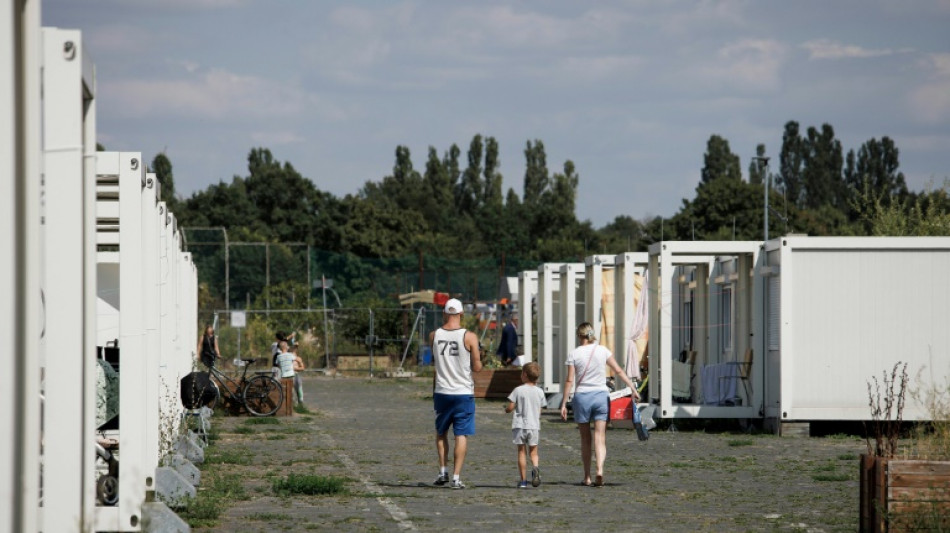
[565, 344, 611, 394]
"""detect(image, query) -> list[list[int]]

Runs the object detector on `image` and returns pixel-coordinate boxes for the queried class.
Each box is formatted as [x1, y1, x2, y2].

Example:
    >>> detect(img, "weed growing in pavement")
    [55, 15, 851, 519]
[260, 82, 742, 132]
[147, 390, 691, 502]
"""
[812, 473, 850, 482]
[247, 512, 292, 521]
[907, 360, 950, 460]
[178, 471, 248, 528]
[246, 416, 281, 425]
[865, 361, 909, 458]
[273, 474, 347, 496]
[205, 448, 252, 465]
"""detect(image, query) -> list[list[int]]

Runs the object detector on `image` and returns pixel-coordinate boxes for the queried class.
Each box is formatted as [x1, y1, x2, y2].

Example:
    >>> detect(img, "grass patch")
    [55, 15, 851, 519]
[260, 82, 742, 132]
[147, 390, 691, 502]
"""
[727, 439, 754, 447]
[837, 453, 857, 461]
[812, 473, 850, 482]
[247, 512, 292, 521]
[245, 416, 281, 425]
[205, 449, 252, 465]
[273, 474, 347, 496]
[178, 472, 247, 528]
[267, 434, 287, 440]
[294, 403, 313, 414]
[232, 425, 254, 434]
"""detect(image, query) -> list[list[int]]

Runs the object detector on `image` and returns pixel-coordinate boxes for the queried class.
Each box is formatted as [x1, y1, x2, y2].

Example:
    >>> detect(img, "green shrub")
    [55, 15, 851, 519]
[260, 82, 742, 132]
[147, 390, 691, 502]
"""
[272, 474, 347, 496]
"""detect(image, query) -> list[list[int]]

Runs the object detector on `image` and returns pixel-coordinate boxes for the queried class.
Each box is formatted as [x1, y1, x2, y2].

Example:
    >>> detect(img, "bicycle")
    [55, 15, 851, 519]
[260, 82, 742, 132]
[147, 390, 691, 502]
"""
[203, 358, 284, 416]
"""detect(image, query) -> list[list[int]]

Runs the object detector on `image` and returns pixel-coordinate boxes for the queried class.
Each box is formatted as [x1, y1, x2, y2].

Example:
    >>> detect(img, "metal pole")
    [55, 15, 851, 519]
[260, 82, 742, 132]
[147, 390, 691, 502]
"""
[306, 245, 311, 310]
[265, 242, 270, 313]
[368, 308, 374, 378]
[754, 156, 771, 242]
[224, 229, 229, 311]
[322, 274, 329, 369]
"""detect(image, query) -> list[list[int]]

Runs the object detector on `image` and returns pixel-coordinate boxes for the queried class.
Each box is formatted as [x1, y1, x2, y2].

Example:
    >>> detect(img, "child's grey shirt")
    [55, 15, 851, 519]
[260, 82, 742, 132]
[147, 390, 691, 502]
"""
[508, 384, 546, 430]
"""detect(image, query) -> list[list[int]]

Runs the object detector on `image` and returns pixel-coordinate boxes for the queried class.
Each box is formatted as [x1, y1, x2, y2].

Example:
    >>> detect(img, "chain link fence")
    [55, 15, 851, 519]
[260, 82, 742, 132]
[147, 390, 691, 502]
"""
[207, 306, 505, 377]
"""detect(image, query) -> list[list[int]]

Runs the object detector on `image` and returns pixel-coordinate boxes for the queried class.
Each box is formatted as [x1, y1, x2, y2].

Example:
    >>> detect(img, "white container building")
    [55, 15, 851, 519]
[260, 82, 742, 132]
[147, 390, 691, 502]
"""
[763, 236, 950, 425]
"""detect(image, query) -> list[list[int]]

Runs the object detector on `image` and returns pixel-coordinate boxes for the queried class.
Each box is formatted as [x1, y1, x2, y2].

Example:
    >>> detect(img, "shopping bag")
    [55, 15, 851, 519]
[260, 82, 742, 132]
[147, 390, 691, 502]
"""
[632, 402, 649, 441]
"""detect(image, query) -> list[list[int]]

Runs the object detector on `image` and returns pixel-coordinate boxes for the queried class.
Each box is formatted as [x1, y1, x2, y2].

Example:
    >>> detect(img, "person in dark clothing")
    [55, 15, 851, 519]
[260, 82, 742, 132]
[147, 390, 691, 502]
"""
[198, 325, 220, 368]
[497, 317, 518, 366]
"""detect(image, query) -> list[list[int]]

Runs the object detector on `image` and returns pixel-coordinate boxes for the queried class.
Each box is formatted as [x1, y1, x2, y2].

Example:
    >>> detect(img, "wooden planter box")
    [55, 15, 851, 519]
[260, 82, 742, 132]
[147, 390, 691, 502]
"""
[473, 369, 523, 399]
[860, 454, 950, 532]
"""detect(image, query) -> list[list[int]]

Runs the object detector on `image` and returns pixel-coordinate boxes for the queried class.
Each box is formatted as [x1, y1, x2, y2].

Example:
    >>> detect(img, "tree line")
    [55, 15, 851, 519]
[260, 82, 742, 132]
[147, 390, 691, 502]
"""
[140, 120, 949, 308]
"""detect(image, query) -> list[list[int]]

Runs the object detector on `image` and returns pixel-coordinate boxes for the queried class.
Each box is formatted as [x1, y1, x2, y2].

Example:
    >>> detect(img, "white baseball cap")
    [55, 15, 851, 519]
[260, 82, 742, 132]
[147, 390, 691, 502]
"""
[444, 298, 463, 315]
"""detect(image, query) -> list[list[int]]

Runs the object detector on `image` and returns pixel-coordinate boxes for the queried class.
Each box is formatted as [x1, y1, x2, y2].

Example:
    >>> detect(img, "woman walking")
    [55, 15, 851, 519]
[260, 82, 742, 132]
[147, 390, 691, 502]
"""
[559, 322, 639, 487]
[198, 324, 220, 369]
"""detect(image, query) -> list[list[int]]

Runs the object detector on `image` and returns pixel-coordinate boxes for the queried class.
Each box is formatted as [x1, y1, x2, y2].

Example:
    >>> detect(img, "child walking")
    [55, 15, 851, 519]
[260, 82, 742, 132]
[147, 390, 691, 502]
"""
[505, 362, 547, 488]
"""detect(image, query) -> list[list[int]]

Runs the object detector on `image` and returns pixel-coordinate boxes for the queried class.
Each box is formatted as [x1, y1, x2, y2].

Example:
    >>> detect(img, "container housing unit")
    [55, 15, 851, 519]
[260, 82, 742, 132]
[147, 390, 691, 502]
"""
[764, 236, 950, 424]
[647, 241, 764, 421]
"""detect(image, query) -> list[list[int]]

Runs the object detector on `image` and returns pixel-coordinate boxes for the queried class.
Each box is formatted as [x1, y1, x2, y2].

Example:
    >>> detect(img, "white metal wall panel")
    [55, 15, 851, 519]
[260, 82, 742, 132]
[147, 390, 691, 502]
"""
[142, 174, 161, 480]
[517, 271, 537, 364]
[2, 1, 42, 530]
[780, 237, 950, 421]
[558, 263, 584, 395]
[537, 264, 559, 393]
[41, 27, 97, 531]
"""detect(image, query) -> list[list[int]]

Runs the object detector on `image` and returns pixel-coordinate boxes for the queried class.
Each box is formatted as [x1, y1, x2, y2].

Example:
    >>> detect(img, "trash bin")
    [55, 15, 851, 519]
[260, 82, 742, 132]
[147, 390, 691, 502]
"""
[418, 345, 432, 366]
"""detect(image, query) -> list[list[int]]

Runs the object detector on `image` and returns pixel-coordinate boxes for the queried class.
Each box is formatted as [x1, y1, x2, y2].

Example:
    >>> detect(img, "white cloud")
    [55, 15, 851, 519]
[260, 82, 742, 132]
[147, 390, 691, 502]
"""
[102, 68, 346, 121]
[907, 53, 950, 124]
[694, 39, 786, 92]
[801, 39, 902, 60]
[250, 131, 305, 146]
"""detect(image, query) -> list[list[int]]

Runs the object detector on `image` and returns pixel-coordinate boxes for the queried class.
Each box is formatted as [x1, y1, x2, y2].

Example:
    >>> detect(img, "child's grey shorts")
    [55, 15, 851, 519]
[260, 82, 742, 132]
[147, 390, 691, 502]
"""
[512, 428, 539, 446]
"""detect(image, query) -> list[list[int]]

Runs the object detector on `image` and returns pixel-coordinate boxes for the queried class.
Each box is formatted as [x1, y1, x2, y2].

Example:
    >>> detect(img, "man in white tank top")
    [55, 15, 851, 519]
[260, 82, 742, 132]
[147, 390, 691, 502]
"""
[428, 298, 482, 489]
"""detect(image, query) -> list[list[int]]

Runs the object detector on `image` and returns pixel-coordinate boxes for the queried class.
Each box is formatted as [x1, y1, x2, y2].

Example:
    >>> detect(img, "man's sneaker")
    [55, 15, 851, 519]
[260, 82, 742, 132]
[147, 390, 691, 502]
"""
[433, 473, 449, 486]
[518, 480, 529, 488]
[450, 479, 466, 489]
[531, 467, 541, 487]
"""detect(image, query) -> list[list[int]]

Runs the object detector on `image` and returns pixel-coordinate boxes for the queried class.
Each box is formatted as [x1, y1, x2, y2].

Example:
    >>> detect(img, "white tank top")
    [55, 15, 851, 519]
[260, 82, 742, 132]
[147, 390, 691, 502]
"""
[433, 328, 474, 395]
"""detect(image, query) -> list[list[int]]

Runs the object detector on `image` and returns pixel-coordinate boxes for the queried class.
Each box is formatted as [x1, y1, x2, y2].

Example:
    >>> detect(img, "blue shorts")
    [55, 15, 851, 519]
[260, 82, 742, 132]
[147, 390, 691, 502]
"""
[434, 393, 475, 436]
[572, 391, 609, 424]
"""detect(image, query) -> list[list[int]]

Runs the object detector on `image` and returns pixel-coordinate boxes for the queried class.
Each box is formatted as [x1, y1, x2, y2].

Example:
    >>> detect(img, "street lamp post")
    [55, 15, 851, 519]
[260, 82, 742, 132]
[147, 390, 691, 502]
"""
[753, 156, 771, 242]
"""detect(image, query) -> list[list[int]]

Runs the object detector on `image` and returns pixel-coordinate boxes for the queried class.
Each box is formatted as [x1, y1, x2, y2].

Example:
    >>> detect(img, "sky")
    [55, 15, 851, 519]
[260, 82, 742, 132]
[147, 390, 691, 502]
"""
[43, 1, 950, 228]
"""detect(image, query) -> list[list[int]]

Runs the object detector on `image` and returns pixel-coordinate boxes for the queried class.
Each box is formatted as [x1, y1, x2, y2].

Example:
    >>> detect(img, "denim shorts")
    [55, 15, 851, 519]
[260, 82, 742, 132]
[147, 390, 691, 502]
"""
[434, 393, 475, 436]
[572, 390, 609, 424]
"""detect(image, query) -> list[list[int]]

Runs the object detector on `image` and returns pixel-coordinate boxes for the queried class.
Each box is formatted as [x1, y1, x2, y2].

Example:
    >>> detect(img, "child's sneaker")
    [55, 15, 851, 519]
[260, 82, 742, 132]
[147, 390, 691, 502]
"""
[433, 473, 449, 486]
[518, 480, 529, 488]
[450, 479, 466, 489]
[531, 467, 541, 487]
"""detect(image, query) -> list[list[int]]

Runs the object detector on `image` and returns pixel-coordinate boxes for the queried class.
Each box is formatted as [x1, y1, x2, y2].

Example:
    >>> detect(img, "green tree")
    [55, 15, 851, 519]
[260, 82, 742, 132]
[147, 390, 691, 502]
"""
[778, 121, 806, 208]
[700, 134, 741, 185]
[456, 135, 484, 216]
[801, 124, 845, 210]
[672, 177, 761, 241]
[522, 140, 549, 208]
[844, 137, 908, 207]
[150, 152, 177, 208]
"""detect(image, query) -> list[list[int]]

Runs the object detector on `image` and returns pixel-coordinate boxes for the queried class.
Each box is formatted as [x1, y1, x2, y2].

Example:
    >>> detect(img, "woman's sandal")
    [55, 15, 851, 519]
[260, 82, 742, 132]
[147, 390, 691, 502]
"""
[594, 475, 604, 487]
[580, 480, 592, 487]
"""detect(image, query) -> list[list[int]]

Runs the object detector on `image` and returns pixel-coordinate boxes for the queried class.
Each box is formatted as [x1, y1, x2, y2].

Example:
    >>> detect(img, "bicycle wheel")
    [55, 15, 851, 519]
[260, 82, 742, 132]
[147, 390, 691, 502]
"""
[242, 375, 283, 416]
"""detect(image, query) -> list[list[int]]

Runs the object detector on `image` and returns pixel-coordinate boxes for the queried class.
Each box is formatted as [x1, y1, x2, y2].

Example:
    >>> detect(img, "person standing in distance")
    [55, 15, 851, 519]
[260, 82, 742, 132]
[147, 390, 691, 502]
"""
[198, 325, 220, 369]
[429, 298, 482, 489]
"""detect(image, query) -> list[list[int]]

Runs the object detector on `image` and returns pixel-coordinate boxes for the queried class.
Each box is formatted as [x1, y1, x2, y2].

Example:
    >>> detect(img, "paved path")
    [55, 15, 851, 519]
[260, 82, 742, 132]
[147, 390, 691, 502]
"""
[194, 375, 863, 532]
